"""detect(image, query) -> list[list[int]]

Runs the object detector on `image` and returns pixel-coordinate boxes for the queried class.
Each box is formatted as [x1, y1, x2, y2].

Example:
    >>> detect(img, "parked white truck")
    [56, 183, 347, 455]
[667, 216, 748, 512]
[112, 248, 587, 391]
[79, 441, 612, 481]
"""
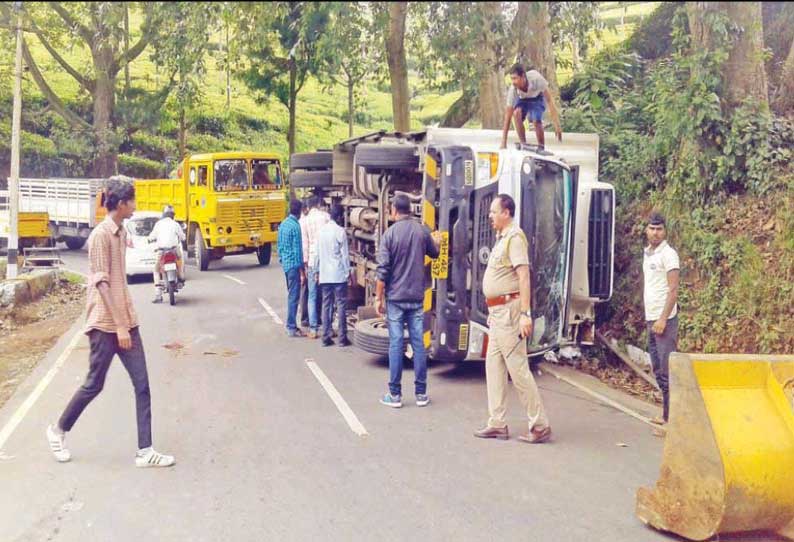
[18, 178, 107, 250]
[290, 128, 614, 361]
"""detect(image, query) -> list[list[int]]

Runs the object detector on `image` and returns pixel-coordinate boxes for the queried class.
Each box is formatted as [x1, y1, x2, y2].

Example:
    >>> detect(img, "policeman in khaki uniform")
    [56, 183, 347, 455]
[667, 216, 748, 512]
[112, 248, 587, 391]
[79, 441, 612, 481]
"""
[474, 194, 551, 444]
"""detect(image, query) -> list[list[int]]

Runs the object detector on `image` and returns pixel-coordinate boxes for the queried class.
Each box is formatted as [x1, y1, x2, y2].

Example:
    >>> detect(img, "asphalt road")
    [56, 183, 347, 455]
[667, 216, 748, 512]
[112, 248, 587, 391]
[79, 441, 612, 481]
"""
[0, 246, 678, 542]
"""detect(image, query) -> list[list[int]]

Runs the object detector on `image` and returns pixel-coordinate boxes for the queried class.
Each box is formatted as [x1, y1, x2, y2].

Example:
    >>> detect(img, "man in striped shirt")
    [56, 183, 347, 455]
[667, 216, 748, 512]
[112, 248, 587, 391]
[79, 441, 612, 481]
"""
[278, 198, 306, 337]
[46, 176, 175, 468]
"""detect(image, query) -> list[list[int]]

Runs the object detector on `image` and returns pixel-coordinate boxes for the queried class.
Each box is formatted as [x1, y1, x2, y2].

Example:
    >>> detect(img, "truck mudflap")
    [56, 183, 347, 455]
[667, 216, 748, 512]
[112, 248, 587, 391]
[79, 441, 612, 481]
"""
[637, 353, 794, 541]
[423, 145, 475, 362]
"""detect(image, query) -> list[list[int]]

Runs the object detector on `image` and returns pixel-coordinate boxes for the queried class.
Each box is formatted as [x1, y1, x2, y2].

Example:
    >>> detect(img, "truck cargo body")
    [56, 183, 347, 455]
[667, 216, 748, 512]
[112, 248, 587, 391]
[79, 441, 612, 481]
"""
[18, 178, 106, 249]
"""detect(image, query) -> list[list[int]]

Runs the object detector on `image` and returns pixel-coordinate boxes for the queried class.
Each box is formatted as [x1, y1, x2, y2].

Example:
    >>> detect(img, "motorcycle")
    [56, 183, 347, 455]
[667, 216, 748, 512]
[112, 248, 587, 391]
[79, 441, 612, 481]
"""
[156, 246, 183, 306]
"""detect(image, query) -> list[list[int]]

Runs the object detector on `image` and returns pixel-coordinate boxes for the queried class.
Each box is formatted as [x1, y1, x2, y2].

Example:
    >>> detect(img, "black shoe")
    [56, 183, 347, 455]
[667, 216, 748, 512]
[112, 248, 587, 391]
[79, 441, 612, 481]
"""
[338, 338, 352, 347]
[322, 338, 335, 347]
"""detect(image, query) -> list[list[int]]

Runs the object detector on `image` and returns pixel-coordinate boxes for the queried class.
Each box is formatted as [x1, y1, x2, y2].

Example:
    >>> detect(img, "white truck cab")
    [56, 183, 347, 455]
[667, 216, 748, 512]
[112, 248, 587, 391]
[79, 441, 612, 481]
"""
[290, 127, 614, 361]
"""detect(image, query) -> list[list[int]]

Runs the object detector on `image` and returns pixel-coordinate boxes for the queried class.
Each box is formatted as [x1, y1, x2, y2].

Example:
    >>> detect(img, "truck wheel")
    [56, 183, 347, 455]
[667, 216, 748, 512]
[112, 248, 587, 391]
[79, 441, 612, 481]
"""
[355, 143, 419, 172]
[352, 317, 409, 356]
[290, 151, 333, 171]
[257, 243, 272, 266]
[64, 236, 86, 250]
[289, 170, 333, 188]
[195, 233, 210, 271]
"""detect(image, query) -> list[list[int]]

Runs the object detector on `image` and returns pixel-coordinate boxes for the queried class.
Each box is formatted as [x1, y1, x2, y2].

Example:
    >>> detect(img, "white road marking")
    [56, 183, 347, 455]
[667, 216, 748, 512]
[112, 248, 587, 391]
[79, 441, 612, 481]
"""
[258, 298, 283, 325]
[0, 328, 84, 452]
[222, 274, 246, 285]
[306, 360, 369, 437]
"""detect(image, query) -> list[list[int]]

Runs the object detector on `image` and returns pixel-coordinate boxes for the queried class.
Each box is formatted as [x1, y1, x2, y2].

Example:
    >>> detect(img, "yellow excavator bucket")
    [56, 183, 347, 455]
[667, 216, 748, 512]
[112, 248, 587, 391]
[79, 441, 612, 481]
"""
[637, 353, 794, 541]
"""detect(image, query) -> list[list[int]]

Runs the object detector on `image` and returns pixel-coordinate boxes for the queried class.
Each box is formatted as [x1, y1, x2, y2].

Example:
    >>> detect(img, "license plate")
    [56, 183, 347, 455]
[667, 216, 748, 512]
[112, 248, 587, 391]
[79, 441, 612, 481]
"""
[163, 263, 177, 271]
[431, 231, 449, 279]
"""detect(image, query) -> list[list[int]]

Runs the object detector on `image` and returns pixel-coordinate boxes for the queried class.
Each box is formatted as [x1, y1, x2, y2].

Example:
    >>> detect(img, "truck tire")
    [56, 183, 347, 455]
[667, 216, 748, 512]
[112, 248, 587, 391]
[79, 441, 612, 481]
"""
[355, 143, 419, 172]
[289, 170, 333, 188]
[195, 232, 210, 271]
[290, 152, 333, 171]
[257, 243, 272, 266]
[64, 236, 86, 250]
[352, 317, 409, 356]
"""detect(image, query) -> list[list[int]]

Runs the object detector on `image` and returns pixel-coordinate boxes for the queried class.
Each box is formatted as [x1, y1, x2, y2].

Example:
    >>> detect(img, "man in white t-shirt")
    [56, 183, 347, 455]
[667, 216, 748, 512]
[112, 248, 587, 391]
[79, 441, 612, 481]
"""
[500, 63, 562, 150]
[642, 212, 680, 426]
[149, 205, 186, 303]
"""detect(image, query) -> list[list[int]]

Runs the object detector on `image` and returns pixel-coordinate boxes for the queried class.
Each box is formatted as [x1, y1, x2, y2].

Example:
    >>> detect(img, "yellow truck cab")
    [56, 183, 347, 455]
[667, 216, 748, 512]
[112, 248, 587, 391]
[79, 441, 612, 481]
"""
[135, 151, 287, 271]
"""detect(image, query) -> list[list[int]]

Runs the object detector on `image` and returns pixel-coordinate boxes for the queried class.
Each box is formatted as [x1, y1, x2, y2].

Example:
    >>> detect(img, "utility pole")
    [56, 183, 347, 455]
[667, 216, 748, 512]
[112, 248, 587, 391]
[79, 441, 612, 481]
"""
[7, 1, 23, 279]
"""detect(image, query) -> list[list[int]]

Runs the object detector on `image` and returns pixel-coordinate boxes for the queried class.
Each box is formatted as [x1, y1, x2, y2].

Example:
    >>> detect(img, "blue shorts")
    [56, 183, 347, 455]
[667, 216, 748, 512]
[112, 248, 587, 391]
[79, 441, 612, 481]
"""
[515, 95, 545, 123]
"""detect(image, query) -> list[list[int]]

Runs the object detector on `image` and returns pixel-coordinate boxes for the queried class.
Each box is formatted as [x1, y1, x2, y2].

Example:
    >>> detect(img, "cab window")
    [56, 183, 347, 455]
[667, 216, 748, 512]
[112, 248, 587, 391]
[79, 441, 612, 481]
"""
[197, 165, 208, 187]
[251, 159, 282, 191]
[214, 160, 248, 192]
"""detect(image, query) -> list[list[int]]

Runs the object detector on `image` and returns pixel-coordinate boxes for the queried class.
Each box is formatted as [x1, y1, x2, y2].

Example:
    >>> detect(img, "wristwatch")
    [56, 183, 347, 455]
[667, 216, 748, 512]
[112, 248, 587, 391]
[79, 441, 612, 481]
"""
[521, 310, 532, 318]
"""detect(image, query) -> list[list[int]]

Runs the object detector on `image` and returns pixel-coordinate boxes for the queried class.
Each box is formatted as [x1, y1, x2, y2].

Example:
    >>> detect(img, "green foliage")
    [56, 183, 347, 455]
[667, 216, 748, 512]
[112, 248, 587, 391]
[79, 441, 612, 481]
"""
[118, 153, 165, 178]
[625, 2, 677, 60]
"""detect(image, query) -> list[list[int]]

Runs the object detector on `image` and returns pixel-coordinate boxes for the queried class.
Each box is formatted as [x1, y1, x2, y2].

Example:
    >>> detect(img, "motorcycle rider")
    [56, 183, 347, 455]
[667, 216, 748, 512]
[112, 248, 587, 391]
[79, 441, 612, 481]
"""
[148, 205, 186, 303]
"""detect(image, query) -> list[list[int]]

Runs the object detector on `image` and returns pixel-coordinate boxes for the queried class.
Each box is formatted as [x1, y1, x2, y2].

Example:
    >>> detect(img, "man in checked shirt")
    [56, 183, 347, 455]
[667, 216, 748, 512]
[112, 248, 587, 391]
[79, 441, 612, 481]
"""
[46, 177, 175, 468]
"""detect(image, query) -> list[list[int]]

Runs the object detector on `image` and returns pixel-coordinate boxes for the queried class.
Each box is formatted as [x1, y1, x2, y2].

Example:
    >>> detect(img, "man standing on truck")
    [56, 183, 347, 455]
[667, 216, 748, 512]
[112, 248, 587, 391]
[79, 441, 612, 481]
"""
[46, 176, 175, 467]
[303, 195, 329, 339]
[474, 194, 551, 444]
[278, 199, 306, 337]
[318, 204, 352, 348]
[500, 63, 562, 151]
[643, 212, 680, 428]
[149, 205, 186, 304]
[376, 194, 441, 408]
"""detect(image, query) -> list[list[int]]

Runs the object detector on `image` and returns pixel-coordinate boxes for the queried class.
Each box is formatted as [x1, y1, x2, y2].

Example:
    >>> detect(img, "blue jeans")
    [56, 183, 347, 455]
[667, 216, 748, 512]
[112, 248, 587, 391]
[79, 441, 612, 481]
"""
[284, 268, 301, 333]
[322, 282, 348, 342]
[307, 266, 320, 331]
[386, 301, 427, 396]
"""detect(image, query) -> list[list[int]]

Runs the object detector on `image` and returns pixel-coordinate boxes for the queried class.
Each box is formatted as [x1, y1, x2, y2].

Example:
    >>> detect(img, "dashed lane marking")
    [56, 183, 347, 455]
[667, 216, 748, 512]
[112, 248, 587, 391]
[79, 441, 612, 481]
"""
[258, 298, 283, 325]
[306, 360, 369, 438]
[222, 274, 246, 285]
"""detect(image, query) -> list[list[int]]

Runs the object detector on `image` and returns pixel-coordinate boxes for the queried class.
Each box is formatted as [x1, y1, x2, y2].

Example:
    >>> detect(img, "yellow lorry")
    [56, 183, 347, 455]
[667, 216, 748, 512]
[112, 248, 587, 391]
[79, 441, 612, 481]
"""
[135, 151, 287, 271]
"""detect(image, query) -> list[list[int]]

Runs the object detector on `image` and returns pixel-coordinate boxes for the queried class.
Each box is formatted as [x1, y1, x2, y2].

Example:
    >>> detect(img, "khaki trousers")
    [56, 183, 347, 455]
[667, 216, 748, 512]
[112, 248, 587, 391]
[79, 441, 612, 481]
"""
[485, 298, 549, 430]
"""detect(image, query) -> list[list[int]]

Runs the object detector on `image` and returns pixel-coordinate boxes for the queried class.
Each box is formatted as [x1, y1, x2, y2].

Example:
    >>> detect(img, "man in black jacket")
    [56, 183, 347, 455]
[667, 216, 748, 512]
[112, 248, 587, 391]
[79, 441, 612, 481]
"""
[376, 194, 441, 408]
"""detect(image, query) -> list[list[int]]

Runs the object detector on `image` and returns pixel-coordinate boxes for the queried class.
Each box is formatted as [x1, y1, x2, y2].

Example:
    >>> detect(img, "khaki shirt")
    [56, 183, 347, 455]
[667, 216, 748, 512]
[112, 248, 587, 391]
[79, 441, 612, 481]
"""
[85, 216, 139, 334]
[483, 222, 529, 299]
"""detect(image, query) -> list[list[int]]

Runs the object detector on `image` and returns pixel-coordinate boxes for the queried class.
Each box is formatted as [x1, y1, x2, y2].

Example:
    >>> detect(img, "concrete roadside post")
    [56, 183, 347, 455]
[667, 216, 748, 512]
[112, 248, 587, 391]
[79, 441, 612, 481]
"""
[7, 1, 23, 279]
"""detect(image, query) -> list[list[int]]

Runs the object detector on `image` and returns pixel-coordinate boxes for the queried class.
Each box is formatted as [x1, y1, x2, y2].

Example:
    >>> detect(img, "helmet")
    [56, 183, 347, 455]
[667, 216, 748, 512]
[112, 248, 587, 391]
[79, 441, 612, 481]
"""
[162, 205, 175, 219]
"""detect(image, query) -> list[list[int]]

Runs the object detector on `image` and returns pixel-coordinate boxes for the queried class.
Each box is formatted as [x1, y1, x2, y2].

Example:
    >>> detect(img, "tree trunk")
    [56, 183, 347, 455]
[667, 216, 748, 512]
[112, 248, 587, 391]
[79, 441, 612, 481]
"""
[687, 2, 768, 108]
[478, 2, 504, 129]
[386, 2, 410, 132]
[288, 59, 297, 157]
[91, 52, 117, 177]
[571, 37, 581, 73]
[347, 78, 355, 138]
[775, 37, 794, 113]
[178, 107, 187, 160]
[441, 87, 479, 128]
[514, 2, 560, 102]
[225, 21, 231, 110]
[123, 4, 131, 97]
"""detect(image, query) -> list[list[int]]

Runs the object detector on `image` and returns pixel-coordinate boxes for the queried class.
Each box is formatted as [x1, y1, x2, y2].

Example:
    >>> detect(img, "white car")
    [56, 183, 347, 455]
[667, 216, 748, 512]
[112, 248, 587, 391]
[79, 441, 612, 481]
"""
[124, 211, 161, 277]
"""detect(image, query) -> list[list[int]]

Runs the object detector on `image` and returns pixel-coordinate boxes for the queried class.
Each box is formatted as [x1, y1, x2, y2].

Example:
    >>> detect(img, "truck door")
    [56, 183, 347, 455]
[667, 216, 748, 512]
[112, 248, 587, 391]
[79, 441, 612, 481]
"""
[519, 157, 574, 353]
[188, 161, 211, 242]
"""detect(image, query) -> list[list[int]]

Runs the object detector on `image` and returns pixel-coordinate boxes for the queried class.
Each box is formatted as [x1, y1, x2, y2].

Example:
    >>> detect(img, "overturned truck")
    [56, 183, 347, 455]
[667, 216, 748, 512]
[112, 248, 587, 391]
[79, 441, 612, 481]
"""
[290, 128, 614, 361]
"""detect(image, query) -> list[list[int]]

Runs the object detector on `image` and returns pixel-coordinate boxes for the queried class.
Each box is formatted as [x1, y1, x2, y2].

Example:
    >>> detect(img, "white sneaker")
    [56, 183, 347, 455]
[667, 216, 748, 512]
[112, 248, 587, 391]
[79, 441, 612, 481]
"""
[135, 447, 176, 468]
[46, 424, 71, 463]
